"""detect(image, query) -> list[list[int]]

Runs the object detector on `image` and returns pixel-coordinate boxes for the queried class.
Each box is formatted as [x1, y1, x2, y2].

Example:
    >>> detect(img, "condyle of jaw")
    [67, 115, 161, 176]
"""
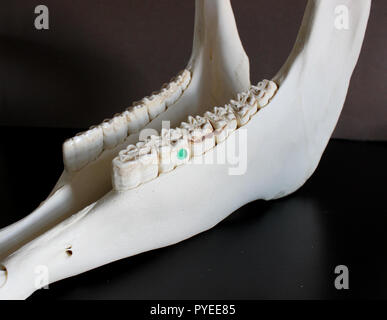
[0, 0, 250, 260]
[0, 0, 371, 299]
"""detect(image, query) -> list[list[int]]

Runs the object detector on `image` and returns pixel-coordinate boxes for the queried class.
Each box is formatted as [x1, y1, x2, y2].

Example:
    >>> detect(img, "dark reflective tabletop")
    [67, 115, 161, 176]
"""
[0, 126, 386, 299]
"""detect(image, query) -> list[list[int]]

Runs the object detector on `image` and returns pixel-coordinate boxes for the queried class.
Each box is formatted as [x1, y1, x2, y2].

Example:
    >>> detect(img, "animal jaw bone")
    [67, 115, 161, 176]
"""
[0, 0, 250, 260]
[0, 0, 370, 299]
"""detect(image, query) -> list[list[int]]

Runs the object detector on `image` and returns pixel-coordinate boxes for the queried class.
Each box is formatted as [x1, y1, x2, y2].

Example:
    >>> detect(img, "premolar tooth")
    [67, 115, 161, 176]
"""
[204, 105, 237, 143]
[181, 115, 215, 156]
[112, 145, 141, 191]
[158, 128, 190, 173]
[136, 140, 159, 183]
[63, 126, 103, 172]
[251, 79, 278, 107]
[125, 104, 150, 134]
[112, 138, 159, 192]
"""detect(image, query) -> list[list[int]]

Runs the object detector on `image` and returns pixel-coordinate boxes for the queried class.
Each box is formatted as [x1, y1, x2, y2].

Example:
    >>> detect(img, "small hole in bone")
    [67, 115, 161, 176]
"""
[0, 264, 8, 288]
[65, 245, 73, 257]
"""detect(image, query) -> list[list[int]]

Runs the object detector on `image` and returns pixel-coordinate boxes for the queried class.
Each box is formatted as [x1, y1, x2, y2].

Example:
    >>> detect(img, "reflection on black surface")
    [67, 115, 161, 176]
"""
[0, 127, 386, 299]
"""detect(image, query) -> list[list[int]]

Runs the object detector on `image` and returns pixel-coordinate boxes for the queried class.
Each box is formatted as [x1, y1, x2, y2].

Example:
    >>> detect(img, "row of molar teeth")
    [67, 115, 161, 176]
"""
[111, 79, 278, 192]
[142, 69, 191, 120]
[63, 69, 191, 172]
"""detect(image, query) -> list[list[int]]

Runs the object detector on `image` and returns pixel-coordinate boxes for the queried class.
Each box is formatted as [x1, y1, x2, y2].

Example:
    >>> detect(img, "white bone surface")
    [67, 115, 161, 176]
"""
[0, 0, 371, 299]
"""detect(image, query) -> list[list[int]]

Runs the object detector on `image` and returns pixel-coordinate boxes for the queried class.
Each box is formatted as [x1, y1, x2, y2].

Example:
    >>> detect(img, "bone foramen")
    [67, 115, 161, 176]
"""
[112, 80, 277, 192]
[63, 70, 191, 172]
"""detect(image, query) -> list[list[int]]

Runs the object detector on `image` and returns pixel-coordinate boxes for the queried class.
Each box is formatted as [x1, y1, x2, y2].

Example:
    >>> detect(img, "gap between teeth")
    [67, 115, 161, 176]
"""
[62, 69, 191, 172]
[112, 79, 278, 192]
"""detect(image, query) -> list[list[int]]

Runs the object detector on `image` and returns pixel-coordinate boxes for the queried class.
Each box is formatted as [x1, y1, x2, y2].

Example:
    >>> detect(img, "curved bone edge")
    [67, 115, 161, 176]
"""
[0, 0, 371, 300]
[63, 70, 191, 173]
[112, 81, 277, 192]
[0, 0, 250, 261]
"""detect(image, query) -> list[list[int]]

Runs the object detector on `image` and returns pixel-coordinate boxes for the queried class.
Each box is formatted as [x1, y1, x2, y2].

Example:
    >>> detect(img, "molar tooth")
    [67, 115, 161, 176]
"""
[63, 126, 104, 172]
[178, 69, 191, 90]
[125, 104, 150, 134]
[142, 93, 166, 120]
[161, 81, 181, 106]
[101, 113, 128, 149]
[204, 105, 237, 143]
[229, 89, 258, 127]
[181, 115, 215, 156]
[251, 79, 278, 107]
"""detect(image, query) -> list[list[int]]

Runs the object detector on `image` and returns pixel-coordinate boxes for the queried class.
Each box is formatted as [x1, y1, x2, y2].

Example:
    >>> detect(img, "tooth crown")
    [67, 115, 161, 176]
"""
[181, 116, 213, 141]
[204, 105, 237, 143]
[251, 79, 278, 108]
[229, 90, 258, 126]
[63, 69, 191, 173]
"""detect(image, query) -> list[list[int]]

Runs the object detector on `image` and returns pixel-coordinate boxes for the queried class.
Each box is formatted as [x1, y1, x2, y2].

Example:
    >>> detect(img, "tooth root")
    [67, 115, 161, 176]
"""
[251, 79, 278, 108]
[125, 104, 150, 134]
[63, 126, 103, 172]
[181, 116, 215, 157]
[204, 106, 237, 144]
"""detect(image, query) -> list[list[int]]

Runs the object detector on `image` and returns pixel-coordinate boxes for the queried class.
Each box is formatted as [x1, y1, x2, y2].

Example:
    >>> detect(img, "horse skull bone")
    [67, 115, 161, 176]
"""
[0, 0, 371, 299]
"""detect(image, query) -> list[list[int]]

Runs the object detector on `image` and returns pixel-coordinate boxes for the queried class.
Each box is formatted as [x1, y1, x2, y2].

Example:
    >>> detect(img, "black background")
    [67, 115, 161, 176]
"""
[0, 0, 386, 140]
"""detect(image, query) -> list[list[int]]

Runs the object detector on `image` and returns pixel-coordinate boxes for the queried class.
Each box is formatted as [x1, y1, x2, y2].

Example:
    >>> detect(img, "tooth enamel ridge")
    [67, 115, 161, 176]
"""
[63, 69, 191, 173]
[204, 105, 237, 143]
[112, 80, 277, 192]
